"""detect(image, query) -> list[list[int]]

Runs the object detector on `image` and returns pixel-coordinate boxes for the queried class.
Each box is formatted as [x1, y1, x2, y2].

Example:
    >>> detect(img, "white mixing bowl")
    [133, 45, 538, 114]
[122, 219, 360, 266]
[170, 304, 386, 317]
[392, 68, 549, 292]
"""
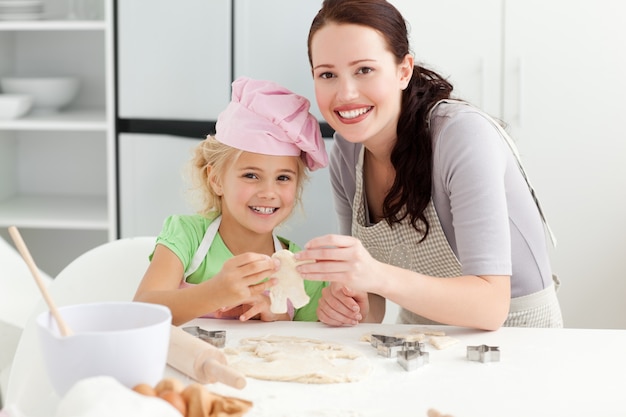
[36, 301, 172, 397]
[0, 77, 79, 113]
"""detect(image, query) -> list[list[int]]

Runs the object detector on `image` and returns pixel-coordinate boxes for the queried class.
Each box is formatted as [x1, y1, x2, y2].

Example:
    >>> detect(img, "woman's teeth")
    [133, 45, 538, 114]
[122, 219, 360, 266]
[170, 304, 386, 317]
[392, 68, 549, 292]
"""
[338, 107, 371, 119]
[252, 206, 276, 214]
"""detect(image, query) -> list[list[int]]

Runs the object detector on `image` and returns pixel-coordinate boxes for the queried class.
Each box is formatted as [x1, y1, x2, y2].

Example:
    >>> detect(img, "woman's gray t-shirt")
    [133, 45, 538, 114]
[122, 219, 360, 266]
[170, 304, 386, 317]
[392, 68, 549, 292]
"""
[328, 102, 553, 298]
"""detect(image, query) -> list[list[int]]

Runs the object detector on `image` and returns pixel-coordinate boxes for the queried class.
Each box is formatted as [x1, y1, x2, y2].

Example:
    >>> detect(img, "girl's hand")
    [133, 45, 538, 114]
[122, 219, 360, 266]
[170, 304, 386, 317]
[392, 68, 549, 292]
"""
[316, 283, 370, 326]
[239, 292, 288, 322]
[295, 234, 383, 294]
[217, 291, 289, 322]
[210, 253, 278, 310]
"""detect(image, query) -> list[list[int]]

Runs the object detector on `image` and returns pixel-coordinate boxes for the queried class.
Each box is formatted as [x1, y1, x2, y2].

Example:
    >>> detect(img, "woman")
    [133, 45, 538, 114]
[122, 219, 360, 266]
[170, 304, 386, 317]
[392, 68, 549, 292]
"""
[295, 0, 562, 330]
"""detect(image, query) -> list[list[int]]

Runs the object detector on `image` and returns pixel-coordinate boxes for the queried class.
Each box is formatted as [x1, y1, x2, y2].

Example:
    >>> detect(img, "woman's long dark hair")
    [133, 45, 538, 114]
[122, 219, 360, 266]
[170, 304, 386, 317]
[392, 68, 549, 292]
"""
[307, 0, 453, 240]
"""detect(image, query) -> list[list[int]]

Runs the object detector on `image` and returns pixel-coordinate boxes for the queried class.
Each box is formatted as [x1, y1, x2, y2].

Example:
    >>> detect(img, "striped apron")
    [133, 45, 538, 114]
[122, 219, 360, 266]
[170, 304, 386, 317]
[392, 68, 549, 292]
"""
[351, 101, 563, 328]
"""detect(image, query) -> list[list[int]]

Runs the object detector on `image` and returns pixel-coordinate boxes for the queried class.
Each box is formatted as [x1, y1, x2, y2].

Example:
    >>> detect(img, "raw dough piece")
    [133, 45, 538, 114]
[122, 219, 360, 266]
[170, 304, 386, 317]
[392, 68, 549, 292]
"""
[224, 335, 371, 384]
[410, 327, 446, 337]
[428, 335, 459, 350]
[361, 325, 446, 344]
[269, 250, 311, 314]
[360, 331, 425, 343]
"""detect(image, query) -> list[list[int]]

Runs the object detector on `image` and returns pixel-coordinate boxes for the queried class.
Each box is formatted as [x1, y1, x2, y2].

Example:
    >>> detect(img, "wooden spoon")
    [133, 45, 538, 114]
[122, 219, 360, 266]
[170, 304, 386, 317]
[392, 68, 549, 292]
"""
[8, 225, 74, 337]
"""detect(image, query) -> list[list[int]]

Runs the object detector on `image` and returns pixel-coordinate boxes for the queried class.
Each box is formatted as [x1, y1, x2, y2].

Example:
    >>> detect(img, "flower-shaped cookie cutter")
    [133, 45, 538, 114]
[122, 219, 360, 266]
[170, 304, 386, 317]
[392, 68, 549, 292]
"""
[466, 344, 500, 363]
[183, 326, 226, 348]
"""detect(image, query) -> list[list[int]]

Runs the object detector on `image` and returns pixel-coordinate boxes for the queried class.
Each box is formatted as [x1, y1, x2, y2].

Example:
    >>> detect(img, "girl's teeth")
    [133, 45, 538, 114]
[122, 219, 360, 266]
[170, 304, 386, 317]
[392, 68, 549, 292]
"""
[252, 207, 276, 214]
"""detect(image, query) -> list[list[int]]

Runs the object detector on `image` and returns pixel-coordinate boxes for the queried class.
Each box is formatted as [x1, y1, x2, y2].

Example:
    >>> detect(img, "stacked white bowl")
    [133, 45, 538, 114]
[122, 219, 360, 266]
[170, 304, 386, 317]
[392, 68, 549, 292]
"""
[0, 94, 33, 119]
[0, 0, 44, 21]
[0, 77, 80, 113]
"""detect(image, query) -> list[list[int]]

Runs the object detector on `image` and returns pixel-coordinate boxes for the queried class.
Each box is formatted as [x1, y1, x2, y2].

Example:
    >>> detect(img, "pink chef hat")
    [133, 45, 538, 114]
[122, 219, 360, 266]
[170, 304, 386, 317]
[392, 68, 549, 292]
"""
[215, 77, 328, 171]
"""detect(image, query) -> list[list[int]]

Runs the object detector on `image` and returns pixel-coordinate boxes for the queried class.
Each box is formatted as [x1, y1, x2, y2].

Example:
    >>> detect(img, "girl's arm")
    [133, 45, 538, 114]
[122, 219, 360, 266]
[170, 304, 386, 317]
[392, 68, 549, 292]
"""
[134, 244, 280, 325]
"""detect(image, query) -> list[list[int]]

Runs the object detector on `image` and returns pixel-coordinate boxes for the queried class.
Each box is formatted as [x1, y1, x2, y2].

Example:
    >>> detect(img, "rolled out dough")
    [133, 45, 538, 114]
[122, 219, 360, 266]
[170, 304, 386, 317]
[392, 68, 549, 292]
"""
[224, 335, 371, 384]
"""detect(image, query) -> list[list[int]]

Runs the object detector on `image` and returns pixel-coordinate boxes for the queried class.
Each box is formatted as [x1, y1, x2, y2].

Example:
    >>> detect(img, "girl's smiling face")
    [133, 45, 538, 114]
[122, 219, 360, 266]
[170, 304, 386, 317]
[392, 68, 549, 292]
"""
[310, 23, 413, 149]
[213, 151, 300, 236]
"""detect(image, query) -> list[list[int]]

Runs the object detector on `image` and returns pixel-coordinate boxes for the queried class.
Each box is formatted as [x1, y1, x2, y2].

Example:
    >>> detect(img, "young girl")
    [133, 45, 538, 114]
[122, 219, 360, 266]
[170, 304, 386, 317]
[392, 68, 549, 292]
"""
[134, 77, 328, 326]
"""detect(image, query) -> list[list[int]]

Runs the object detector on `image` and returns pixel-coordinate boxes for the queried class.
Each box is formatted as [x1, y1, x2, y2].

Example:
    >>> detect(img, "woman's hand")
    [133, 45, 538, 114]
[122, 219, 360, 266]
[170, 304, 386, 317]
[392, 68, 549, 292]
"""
[316, 283, 370, 326]
[295, 234, 383, 294]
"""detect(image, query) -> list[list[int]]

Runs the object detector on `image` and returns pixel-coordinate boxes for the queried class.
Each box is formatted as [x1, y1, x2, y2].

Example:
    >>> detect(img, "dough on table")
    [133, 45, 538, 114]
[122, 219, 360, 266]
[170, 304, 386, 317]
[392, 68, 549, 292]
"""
[428, 335, 459, 350]
[224, 335, 371, 384]
[410, 327, 446, 337]
[269, 249, 311, 314]
[360, 326, 445, 343]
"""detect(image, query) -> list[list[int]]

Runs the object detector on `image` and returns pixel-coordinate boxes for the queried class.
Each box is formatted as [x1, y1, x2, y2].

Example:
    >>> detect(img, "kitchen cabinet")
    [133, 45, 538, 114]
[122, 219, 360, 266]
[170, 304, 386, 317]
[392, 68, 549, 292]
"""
[115, 0, 233, 240]
[501, 0, 626, 329]
[0, 0, 115, 276]
[394, 0, 626, 328]
[118, 133, 198, 238]
[116, 0, 231, 120]
[391, 0, 503, 117]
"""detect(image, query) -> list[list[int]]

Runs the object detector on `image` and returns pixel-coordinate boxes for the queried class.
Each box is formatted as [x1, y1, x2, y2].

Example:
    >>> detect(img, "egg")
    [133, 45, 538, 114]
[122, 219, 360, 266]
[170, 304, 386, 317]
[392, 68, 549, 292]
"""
[155, 377, 184, 395]
[159, 389, 187, 416]
[132, 383, 156, 397]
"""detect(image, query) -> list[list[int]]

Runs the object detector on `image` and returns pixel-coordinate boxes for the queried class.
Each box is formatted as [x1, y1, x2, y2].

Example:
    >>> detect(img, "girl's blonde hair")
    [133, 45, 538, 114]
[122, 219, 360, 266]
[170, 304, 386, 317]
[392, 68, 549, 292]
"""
[186, 135, 309, 216]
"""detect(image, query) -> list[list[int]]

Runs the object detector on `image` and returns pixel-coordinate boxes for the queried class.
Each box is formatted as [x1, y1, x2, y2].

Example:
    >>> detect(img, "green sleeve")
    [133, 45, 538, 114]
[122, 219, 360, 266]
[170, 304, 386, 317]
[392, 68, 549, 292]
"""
[294, 279, 329, 322]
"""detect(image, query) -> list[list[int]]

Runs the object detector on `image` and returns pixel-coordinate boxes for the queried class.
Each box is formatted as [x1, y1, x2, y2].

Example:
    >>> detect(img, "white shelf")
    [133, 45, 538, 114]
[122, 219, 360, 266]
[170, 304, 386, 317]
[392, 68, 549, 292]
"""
[0, 194, 109, 230]
[0, 109, 107, 131]
[0, 20, 105, 31]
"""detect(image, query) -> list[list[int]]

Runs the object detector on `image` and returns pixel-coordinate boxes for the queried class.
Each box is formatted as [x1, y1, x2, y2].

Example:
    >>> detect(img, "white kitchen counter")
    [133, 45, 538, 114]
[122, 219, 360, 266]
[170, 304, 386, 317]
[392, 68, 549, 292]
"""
[7, 317, 626, 417]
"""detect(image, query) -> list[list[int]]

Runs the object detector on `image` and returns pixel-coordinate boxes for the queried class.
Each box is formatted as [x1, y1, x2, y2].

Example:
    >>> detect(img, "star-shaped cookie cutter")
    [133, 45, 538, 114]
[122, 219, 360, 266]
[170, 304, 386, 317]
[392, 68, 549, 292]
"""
[183, 326, 226, 348]
[397, 343, 429, 371]
[466, 344, 500, 363]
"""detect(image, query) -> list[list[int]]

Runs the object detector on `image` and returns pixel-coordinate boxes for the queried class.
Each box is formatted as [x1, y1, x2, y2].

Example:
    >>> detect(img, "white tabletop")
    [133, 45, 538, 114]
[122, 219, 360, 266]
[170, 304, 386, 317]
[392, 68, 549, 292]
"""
[7, 317, 626, 417]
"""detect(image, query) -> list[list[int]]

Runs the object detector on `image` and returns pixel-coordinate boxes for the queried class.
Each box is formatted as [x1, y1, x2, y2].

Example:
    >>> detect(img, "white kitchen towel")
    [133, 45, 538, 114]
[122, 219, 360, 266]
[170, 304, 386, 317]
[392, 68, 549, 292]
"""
[54, 376, 180, 417]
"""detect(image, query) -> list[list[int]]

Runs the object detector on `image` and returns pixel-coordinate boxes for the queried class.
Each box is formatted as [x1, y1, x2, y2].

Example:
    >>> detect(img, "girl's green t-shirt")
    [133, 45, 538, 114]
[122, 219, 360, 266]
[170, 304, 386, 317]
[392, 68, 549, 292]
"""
[152, 213, 327, 322]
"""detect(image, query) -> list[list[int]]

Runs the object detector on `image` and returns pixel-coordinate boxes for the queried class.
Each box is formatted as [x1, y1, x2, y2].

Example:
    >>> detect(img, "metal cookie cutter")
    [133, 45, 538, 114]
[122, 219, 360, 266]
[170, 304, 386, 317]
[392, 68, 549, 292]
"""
[467, 344, 500, 363]
[370, 334, 406, 358]
[397, 345, 429, 371]
[403, 340, 426, 351]
[183, 326, 226, 348]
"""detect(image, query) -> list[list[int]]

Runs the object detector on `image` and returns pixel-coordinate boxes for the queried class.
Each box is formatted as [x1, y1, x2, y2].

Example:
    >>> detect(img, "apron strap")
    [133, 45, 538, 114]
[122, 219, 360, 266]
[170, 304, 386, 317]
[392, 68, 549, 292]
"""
[184, 215, 285, 279]
[428, 99, 557, 247]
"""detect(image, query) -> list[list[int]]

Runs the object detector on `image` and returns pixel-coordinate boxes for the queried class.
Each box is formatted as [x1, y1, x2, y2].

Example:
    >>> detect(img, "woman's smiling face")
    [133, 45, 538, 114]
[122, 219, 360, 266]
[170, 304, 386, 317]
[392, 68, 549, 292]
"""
[310, 23, 412, 147]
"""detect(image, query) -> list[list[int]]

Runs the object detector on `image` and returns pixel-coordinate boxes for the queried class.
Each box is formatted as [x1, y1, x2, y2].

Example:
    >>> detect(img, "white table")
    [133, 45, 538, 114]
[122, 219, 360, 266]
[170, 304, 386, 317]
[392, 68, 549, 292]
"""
[7, 317, 626, 417]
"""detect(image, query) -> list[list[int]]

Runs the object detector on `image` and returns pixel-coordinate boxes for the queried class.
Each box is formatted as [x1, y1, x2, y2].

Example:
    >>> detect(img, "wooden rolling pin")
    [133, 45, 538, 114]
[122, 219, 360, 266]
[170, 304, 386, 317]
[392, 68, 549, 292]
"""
[168, 325, 246, 389]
